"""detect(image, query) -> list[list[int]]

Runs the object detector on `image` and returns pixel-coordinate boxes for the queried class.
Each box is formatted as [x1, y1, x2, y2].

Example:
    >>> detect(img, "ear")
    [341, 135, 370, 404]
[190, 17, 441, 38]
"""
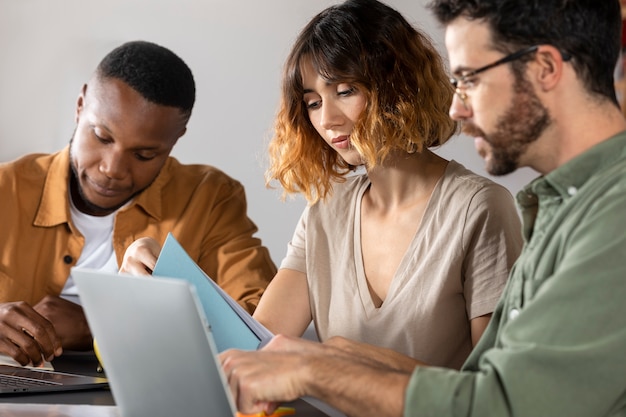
[533, 45, 567, 92]
[168, 127, 186, 150]
[75, 84, 88, 123]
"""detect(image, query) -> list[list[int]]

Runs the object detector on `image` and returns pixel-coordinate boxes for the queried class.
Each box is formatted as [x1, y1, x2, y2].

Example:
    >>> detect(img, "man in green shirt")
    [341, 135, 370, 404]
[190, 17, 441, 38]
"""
[220, 0, 626, 416]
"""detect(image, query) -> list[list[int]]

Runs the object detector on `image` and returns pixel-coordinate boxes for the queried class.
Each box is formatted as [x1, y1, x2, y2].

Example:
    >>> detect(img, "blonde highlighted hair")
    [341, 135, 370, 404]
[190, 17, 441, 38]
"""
[267, 0, 457, 204]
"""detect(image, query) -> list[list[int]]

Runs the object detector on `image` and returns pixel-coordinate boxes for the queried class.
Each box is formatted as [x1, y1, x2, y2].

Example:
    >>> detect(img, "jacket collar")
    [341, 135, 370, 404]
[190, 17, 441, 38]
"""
[34, 146, 172, 226]
[34, 147, 72, 227]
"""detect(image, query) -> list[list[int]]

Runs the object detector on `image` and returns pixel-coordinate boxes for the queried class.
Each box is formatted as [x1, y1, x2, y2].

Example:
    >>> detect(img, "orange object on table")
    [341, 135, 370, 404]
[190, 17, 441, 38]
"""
[236, 406, 296, 417]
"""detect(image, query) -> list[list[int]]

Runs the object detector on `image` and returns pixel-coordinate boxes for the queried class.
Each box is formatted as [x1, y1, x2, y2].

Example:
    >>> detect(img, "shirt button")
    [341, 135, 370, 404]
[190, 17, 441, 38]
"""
[509, 308, 520, 320]
[567, 186, 578, 196]
[63, 255, 74, 265]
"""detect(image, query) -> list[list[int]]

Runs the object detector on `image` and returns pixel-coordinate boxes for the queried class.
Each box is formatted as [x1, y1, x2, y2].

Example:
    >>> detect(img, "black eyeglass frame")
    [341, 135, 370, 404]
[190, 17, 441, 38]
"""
[450, 45, 572, 104]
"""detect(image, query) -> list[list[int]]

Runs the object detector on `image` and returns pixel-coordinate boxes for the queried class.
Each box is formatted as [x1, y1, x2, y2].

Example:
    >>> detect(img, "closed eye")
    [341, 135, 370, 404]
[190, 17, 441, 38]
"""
[134, 152, 156, 162]
[93, 132, 112, 144]
[305, 99, 322, 110]
[338, 86, 355, 97]
[456, 76, 478, 89]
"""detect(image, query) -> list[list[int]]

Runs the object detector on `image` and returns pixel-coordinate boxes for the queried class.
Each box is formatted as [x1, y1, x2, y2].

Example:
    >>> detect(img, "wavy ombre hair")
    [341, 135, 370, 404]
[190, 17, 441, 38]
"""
[266, 0, 457, 204]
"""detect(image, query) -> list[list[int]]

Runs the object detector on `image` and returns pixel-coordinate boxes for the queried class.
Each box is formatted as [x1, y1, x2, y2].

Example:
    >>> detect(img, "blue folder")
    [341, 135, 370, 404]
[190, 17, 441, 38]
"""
[152, 233, 272, 352]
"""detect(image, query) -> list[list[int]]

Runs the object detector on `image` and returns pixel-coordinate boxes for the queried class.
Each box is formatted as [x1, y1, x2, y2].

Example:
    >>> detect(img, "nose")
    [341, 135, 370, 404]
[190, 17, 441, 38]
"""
[99, 150, 127, 180]
[319, 100, 343, 130]
[449, 93, 471, 121]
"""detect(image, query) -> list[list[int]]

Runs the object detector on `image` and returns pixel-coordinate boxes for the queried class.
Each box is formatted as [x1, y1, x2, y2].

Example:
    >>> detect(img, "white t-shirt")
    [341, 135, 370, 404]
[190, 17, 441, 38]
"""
[280, 161, 523, 369]
[61, 198, 119, 302]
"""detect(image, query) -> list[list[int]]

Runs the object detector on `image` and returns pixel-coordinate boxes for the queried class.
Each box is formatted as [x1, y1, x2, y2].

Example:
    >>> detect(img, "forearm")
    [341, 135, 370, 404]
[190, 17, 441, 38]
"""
[61, 313, 93, 350]
[253, 269, 311, 337]
[324, 336, 426, 373]
[303, 352, 411, 417]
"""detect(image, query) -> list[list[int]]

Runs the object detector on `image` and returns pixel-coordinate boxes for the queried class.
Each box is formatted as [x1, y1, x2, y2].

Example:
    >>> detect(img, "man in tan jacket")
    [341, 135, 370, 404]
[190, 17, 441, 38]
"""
[0, 40, 276, 368]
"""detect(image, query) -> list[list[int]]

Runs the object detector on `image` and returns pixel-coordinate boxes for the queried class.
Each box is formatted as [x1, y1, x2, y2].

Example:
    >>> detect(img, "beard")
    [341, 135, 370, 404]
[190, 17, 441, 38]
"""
[68, 135, 151, 216]
[462, 72, 552, 176]
[69, 159, 130, 216]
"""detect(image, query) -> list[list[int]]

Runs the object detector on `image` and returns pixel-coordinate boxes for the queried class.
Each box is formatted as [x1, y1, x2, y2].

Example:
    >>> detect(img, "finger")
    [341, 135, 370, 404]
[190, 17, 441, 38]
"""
[1, 327, 46, 366]
[261, 401, 279, 416]
[0, 303, 60, 364]
[15, 310, 61, 362]
[120, 238, 161, 275]
[223, 353, 264, 415]
[20, 328, 47, 366]
[0, 337, 35, 366]
[120, 255, 154, 275]
[137, 251, 157, 274]
[222, 353, 242, 407]
[19, 321, 61, 364]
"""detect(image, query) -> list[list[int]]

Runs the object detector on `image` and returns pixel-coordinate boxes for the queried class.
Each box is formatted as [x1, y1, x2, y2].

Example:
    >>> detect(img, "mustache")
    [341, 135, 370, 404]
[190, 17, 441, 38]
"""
[461, 122, 485, 138]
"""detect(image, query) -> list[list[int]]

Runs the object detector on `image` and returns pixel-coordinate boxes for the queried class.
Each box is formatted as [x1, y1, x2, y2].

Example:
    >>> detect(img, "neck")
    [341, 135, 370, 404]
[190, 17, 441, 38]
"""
[365, 149, 448, 209]
[530, 91, 626, 174]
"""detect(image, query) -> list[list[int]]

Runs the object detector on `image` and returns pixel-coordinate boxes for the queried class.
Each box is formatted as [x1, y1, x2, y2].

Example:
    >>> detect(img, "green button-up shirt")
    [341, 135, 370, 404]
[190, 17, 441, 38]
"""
[405, 131, 626, 416]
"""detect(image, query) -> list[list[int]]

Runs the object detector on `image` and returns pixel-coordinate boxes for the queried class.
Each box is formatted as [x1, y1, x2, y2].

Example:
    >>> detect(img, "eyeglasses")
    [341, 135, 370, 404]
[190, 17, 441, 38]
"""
[450, 45, 571, 107]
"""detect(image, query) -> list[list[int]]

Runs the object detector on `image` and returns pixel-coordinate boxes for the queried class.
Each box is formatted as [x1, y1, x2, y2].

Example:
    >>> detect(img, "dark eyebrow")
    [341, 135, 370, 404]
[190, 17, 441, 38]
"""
[303, 80, 339, 94]
[90, 122, 114, 135]
[451, 66, 474, 77]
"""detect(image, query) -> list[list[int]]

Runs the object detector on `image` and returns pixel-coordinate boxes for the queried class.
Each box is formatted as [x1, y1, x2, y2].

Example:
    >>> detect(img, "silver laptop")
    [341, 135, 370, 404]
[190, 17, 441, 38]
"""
[73, 268, 237, 417]
[0, 364, 108, 395]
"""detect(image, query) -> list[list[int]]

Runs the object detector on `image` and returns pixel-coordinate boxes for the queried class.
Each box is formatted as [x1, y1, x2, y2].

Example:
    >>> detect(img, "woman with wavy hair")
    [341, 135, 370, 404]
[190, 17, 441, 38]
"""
[253, 0, 522, 369]
[122, 0, 522, 370]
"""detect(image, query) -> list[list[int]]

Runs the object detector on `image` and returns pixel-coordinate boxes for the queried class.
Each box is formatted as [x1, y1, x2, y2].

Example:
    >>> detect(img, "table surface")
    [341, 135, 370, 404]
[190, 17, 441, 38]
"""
[0, 351, 341, 417]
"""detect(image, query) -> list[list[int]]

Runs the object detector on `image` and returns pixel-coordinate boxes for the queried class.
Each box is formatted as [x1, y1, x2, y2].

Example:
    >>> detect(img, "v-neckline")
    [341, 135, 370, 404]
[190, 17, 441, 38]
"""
[352, 166, 448, 315]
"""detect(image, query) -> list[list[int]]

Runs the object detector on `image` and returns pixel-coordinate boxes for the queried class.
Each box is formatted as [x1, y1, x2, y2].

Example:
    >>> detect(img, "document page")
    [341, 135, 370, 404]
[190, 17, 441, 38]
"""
[152, 234, 273, 352]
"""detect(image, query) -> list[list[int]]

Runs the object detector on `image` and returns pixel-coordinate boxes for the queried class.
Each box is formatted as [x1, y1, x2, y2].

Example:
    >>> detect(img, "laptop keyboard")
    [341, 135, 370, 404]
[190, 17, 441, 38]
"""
[0, 374, 61, 389]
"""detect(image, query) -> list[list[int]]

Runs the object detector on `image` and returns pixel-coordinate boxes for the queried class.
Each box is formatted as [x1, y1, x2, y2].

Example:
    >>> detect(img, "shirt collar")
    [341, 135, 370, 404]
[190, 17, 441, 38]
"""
[521, 130, 626, 201]
[35, 146, 173, 225]
[125, 160, 171, 221]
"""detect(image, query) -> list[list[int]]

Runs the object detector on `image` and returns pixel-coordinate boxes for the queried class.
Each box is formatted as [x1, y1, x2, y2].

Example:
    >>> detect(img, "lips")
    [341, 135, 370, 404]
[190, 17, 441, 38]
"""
[331, 135, 350, 150]
[86, 176, 127, 198]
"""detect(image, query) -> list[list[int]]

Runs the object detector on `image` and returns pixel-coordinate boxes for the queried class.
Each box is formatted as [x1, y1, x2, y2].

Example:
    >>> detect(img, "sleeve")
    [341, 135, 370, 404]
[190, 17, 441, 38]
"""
[195, 178, 277, 314]
[404, 190, 626, 417]
[278, 206, 309, 273]
[462, 184, 523, 319]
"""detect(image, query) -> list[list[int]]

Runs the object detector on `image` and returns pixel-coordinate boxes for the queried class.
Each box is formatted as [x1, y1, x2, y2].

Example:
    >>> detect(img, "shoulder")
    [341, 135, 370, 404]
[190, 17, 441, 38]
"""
[443, 161, 516, 206]
[328, 173, 369, 198]
[159, 157, 244, 192]
[0, 151, 61, 185]
[313, 173, 368, 208]
[0, 151, 57, 171]
[306, 173, 368, 221]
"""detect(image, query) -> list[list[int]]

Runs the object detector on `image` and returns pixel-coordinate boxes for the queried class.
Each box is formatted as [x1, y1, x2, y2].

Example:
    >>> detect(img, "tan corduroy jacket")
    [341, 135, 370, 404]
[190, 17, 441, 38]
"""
[0, 146, 276, 313]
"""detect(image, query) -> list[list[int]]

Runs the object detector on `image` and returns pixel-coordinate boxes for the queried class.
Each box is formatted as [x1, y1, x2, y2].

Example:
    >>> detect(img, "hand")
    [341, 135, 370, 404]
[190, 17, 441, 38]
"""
[222, 335, 410, 417]
[220, 335, 322, 414]
[34, 295, 92, 351]
[0, 300, 63, 366]
[119, 237, 162, 275]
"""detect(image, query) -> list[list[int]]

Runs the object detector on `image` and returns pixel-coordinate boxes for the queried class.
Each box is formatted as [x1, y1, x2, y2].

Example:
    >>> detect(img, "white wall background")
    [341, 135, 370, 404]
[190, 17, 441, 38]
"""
[0, 0, 537, 265]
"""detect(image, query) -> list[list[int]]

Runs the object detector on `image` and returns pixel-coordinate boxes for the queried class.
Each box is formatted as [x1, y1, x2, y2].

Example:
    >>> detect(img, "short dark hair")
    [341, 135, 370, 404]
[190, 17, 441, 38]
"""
[96, 40, 196, 117]
[428, 0, 622, 105]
